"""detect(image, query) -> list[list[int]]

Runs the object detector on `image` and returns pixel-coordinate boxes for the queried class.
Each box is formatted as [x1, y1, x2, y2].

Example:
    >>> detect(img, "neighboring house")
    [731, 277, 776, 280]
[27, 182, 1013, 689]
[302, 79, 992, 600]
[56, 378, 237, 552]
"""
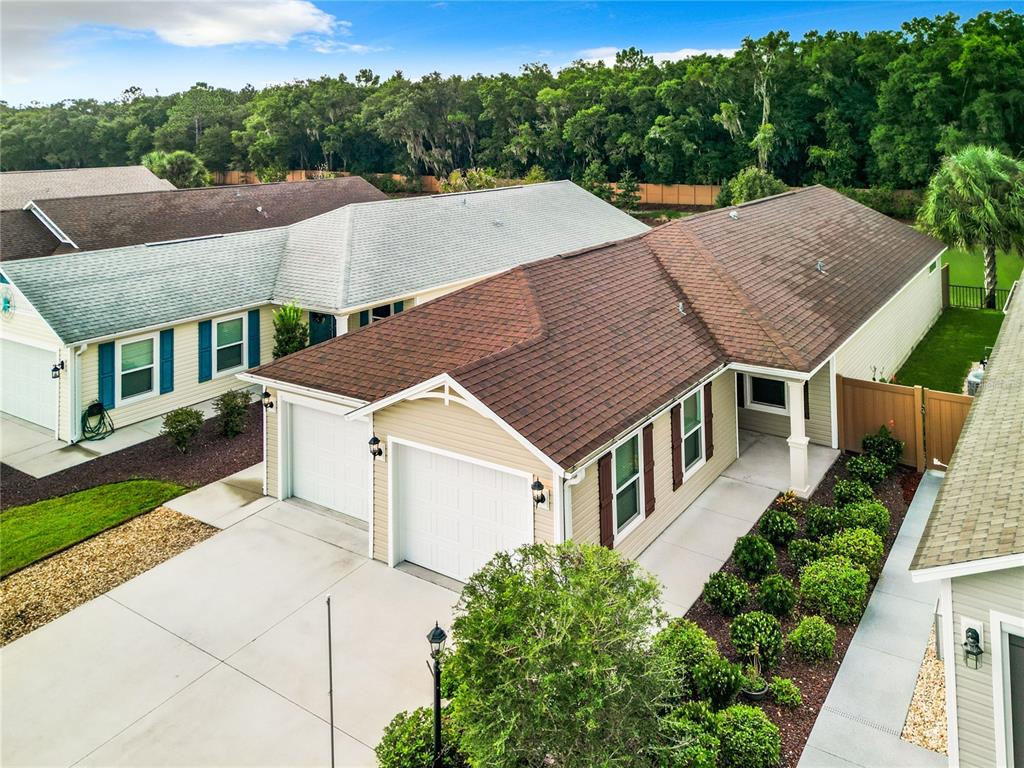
[0, 181, 647, 442]
[0, 166, 175, 211]
[910, 289, 1024, 768]
[0, 176, 387, 261]
[241, 185, 946, 583]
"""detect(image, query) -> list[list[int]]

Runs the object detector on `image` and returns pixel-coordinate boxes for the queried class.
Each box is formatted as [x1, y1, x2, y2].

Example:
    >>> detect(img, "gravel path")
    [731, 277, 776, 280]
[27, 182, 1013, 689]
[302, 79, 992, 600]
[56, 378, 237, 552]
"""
[902, 628, 948, 755]
[0, 506, 216, 646]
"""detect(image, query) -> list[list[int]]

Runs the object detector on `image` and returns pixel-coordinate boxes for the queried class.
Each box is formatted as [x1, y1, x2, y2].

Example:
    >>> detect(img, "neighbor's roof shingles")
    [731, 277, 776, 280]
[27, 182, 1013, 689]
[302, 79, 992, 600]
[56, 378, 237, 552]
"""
[252, 186, 946, 470]
[911, 290, 1024, 571]
[0, 165, 174, 210]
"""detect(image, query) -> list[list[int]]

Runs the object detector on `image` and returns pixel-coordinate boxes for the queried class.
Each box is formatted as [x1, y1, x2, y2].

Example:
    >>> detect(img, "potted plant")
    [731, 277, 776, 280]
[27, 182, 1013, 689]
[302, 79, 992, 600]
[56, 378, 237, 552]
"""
[741, 657, 769, 701]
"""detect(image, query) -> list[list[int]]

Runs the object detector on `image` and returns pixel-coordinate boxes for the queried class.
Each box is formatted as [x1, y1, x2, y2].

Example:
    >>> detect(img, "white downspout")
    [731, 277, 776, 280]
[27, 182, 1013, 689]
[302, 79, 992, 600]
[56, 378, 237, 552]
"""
[562, 466, 587, 542]
[71, 344, 87, 443]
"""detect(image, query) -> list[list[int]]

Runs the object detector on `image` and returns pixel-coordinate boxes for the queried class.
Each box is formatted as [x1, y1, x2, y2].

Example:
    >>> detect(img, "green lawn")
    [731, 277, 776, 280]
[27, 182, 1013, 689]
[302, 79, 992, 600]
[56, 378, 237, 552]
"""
[0, 480, 185, 577]
[896, 308, 1005, 393]
[941, 246, 1024, 289]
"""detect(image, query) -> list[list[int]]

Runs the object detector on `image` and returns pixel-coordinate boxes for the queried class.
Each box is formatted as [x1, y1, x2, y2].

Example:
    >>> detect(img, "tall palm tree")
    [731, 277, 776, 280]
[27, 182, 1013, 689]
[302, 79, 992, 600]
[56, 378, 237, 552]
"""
[918, 146, 1024, 308]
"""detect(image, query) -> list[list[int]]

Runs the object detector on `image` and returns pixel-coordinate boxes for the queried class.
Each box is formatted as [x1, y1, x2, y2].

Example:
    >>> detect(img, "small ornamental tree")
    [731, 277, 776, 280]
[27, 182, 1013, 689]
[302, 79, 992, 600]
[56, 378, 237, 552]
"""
[447, 542, 672, 768]
[272, 303, 308, 358]
[615, 170, 641, 210]
[142, 150, 210, 188]
[581, 161, 613, 202]
[717, 166, 788, 207]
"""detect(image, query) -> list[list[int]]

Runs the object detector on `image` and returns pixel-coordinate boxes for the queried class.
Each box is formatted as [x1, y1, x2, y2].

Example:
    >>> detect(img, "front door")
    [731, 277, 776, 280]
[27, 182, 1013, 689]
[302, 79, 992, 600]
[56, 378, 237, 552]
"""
[309, 312, 336, 345]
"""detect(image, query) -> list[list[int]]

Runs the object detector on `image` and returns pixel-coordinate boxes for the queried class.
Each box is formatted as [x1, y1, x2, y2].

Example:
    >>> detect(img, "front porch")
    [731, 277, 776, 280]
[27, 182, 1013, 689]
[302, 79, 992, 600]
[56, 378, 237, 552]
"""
[638, 430, 838, 615]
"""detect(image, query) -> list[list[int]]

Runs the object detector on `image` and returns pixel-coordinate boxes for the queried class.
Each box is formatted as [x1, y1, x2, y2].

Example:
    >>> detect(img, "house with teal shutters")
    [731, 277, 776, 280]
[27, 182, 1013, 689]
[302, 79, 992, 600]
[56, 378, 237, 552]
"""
[0, 180, 647, 442]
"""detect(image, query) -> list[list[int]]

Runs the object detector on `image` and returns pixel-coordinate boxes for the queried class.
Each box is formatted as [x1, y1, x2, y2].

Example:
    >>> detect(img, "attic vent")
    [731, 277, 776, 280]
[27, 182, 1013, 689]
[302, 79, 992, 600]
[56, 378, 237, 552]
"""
[728, 210, 739, 220]
[816, 259, 828, 274]
[256, 205, 264, 213]
[492, 219, 504, 227]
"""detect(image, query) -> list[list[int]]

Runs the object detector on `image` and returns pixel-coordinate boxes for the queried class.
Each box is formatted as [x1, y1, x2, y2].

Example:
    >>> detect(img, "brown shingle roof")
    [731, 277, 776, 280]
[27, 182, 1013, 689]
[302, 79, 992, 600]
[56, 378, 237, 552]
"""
[911, 290, 1024, 571]
[0, 176, 388, 261]
[253, 186, 945, 469]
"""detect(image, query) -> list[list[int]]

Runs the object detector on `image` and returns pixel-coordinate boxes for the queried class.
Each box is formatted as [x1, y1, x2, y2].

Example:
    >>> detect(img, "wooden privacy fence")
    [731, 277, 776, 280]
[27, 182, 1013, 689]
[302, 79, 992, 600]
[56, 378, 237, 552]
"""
[836, 374, 973, 472]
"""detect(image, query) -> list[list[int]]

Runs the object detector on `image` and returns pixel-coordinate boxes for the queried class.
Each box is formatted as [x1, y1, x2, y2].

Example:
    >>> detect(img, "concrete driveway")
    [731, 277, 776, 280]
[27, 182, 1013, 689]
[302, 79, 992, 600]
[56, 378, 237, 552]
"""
[1, 503, 458, 767]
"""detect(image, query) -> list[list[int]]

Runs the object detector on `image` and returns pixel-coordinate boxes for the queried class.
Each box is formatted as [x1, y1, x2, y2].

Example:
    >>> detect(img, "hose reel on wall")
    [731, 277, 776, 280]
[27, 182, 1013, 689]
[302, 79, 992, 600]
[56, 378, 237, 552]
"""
[81, 400, 114, 441]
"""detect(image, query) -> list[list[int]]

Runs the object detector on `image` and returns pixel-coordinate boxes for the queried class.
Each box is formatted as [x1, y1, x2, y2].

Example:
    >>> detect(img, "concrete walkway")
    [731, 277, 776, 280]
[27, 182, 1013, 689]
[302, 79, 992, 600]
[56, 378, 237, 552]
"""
[799, 471, 946, 768]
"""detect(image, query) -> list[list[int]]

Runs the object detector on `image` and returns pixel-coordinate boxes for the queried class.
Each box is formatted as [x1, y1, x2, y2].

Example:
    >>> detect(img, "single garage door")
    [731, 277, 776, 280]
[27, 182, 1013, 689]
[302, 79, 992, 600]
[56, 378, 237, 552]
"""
[289, 404, 368, 521]
[395, 443, 532, 582]
[0, 340, 57, 431]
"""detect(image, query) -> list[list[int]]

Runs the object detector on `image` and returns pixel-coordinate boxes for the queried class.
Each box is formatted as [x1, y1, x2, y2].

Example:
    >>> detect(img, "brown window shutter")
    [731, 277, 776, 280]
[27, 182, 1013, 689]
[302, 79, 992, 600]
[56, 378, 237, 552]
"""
[736, 372, 745, 408]
[803, 381, 810, 421]
[598, 452, 614, 549]
[642, 423, 655, 515]
[704, 382, 714, 461]
[670, 403, 683, 490]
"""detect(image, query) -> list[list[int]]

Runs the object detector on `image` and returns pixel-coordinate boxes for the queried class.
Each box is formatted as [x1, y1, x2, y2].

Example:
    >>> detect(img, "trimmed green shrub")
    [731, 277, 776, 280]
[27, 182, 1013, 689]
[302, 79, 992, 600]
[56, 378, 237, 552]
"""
[800, 556, 870, 623]
[805, 504, 844, 540]
[376, 706, 468, 768]
[838, 186, 923, 220]
[215, 389, 251, 438]
[759, 509, 798, 547]
[758, 574, 798, 618]
[732, 535, 777, 581]
[729, 611, 784, 667]
[845, 499, 892, 538]
[658, 704, 720, 768]
[862, 425, 904, 469]
[769, 676, 803, 708]
[824, 527, 885, 576]
[833, 478, 874, 509]
[654, 618, 721, 700]
[846, 454, 889, 487]
[788, 538, 823, 569]
[161, 407, 204, 454]
[692, 655, 745, 710]
[773, 490, 803, 516]
[716, 704, 782, 768]
[702, 572, 751, 617]
[787, 615, 837, 663]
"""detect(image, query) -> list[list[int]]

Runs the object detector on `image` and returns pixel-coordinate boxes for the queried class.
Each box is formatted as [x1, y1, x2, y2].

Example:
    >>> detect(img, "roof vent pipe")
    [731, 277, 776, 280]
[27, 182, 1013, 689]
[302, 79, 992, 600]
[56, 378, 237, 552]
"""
[728, 211, 739, 220]
[816, 259, 827, 274]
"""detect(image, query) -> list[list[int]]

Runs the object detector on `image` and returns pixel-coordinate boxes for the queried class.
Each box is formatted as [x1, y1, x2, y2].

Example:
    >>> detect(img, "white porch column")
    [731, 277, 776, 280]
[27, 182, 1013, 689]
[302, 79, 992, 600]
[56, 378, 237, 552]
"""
[334, 314, 349, 336]
[787, 379, 811, 498]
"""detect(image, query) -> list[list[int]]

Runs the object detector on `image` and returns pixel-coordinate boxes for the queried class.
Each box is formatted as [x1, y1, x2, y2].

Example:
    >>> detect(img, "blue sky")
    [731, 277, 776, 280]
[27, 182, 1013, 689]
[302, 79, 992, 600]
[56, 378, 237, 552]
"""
[1, 1, 1017, 106]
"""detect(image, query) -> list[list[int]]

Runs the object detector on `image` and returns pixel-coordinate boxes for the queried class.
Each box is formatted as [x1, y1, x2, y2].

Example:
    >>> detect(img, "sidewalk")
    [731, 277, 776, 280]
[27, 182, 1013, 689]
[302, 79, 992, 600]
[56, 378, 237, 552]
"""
[799, 471, 947, 768]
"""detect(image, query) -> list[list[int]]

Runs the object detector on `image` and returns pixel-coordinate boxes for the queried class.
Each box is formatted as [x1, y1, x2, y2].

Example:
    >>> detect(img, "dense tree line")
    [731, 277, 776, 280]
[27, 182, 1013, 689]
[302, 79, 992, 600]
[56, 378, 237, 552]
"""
[1, 10, 1020, 188]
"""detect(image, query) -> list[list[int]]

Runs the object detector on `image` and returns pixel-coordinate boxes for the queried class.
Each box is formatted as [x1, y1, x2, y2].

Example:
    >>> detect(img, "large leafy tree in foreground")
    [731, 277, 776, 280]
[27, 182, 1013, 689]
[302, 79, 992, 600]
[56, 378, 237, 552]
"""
[918, 145, 1024, 307]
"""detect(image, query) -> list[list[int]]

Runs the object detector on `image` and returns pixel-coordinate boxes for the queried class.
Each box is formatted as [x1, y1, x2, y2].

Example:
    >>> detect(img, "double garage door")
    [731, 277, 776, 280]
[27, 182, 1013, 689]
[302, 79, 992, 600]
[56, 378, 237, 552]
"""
[0, 340, 57, 431]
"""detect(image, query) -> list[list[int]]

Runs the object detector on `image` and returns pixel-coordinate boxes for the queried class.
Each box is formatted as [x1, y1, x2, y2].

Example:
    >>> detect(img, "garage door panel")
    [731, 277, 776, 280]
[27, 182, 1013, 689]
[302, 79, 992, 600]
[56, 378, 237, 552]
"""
[289, 404, 368, 521]
[396, 443, 532, 582]
[0, 340, 57, 431]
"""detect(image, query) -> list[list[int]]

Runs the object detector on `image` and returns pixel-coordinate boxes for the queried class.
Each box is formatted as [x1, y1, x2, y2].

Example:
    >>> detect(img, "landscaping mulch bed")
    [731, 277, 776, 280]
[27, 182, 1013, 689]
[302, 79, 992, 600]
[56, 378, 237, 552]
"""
[684, 458, 919, 768]
[0, 506, 215, 646]
[901, 627, 947, 755]
[1, 403, 262, 510]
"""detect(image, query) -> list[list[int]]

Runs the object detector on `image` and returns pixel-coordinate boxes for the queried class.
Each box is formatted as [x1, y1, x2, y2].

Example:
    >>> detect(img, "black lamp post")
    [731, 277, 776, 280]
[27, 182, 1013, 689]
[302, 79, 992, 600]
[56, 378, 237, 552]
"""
[427, 622, 447, 768]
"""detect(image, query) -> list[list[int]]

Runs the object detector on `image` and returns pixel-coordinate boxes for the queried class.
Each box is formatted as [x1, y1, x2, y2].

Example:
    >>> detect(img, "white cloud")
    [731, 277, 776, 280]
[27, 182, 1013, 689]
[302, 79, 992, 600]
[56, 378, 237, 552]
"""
[0, 1, 371, 87]
[577, 45, 738, 66]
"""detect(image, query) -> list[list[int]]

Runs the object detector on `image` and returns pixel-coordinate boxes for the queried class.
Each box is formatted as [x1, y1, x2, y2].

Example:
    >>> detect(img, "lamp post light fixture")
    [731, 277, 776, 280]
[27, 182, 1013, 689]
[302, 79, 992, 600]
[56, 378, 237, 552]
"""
[261, 391, 274, 410]
[368, 435, 383, 458]
[531, 479, 546, 506]
[426, 622, 447, 768]
[51, 360, 65, 380]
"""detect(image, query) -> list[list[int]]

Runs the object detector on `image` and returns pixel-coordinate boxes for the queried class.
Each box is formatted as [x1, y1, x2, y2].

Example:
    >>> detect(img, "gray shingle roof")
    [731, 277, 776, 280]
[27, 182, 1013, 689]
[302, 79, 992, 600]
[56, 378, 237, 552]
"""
[0, 166, 174, 210]
[274, 181, 649, 310]
[911, 289, 1024, 571]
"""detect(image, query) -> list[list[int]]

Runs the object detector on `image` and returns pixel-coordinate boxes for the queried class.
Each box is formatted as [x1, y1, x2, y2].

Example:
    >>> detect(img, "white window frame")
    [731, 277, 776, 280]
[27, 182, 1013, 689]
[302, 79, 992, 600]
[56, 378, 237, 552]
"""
[681, 388, 707, 477]
[115, 332, 159, 406]
[213, 313, 247, 378]
[991, 610, 1024, 767]
[744, 374, 789, 414]
[611, 428, 645, 543]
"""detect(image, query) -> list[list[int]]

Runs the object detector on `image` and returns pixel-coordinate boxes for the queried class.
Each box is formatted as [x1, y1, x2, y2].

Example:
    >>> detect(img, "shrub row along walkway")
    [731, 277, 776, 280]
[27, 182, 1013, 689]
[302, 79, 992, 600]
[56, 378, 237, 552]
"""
[798, 471, 945, 768]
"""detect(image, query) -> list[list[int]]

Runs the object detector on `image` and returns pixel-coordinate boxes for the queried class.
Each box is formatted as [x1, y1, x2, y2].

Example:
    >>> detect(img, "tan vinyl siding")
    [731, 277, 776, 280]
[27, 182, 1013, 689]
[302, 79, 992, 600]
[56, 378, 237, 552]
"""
[950, 567, 1024, 768]
[265, 386, 279, 498]
[74, 305, 274, 441]
[737, 363, 833, 446]
[836, 259, 942, 381]
[371, 394, 556, 563]
[0, 297, 61, 350]
[569, 371, 738, 560]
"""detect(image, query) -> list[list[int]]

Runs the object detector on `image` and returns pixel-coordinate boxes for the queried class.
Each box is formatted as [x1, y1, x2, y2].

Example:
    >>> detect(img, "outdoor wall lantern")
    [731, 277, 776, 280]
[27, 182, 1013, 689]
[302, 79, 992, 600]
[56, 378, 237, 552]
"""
[261, 391, 274, 410]
[50, 360, 65, 379]
[368, 435, 384, 458]
[531, 479, 546, 506]
[963, 627, 984, 669]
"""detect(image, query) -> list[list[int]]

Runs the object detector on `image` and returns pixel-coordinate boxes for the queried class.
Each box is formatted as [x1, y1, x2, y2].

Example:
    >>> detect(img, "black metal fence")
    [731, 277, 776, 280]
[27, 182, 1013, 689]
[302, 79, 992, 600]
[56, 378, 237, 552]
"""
[948, 283, 1010, 309]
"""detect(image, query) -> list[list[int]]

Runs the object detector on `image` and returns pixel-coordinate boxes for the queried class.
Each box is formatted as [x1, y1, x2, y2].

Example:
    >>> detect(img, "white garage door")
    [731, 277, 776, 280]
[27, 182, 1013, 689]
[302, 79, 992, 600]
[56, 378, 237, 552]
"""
[395, 443, 532, 582]
[289, 404, 368, 521]
[0, 340, 57, 431]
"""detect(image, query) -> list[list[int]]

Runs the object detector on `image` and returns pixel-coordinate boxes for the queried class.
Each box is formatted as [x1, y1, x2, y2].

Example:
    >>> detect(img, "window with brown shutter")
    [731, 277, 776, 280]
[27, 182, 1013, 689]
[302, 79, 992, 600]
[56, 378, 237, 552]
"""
[703, 382, 714, 460]
[598, 452, 614, 549]
[670, 403, 683, 490]
[642, 423, 655, 515]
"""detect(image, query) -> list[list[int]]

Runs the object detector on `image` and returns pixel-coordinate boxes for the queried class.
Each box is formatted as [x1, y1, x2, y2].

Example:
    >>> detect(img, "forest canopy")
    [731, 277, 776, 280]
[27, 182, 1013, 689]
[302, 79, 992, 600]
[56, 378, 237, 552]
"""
[1, 10, 1020, 189]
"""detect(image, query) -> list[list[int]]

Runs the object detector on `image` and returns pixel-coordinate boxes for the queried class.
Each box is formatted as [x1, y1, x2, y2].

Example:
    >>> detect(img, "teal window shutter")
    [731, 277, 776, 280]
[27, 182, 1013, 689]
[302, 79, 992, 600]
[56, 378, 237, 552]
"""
[247, 309, 261, 368]
[394, 300, 405, 313]
[159, 329, 174, 394]
[98, 342, 115, 409]
[359, 310, 370, 327]
[198, 320, 212, 382]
